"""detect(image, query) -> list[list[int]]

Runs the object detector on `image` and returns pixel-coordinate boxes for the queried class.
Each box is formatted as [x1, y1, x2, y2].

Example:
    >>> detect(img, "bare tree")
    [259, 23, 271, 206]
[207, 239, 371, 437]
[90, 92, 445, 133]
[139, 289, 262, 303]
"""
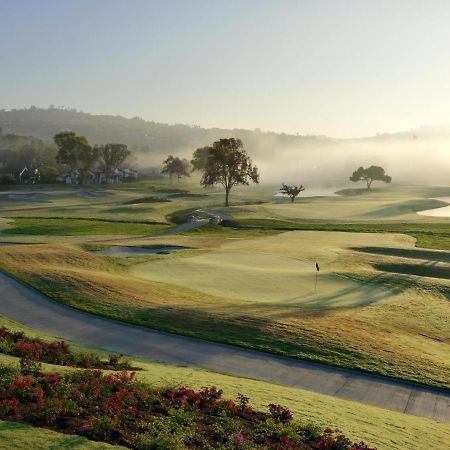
[279, 183, 305, 203]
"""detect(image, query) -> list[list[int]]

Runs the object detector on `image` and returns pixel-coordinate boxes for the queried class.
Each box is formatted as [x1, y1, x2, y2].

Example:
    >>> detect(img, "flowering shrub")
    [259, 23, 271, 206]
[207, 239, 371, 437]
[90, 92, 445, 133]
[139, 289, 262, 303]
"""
[269, 403, 293, 423]
[0, 362, 376, 449]
[0, 326, 134, 370]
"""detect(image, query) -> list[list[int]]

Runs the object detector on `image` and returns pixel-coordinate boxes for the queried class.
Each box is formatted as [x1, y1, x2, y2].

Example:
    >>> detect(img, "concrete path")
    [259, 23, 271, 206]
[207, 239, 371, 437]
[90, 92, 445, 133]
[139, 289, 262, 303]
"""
[0, 272, 449, 423]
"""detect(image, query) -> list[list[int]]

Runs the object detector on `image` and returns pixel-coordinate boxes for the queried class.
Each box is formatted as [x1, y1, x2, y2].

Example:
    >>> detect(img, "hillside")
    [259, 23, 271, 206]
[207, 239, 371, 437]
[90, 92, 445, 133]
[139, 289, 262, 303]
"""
[1, 107, 449, 185]
[0, 107, 330, 164]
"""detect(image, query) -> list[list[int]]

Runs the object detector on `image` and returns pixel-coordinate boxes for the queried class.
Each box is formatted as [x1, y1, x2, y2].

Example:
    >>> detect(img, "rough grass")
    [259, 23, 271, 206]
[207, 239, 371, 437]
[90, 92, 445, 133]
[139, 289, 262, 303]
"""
[0, 316, 449, 450]
[0, 238, 449, 390]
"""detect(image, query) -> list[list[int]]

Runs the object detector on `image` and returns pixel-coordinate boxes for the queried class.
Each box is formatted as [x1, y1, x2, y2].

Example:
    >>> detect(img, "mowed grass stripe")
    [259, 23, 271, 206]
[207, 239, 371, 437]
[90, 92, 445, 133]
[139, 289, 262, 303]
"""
[3, 217, 171, 236]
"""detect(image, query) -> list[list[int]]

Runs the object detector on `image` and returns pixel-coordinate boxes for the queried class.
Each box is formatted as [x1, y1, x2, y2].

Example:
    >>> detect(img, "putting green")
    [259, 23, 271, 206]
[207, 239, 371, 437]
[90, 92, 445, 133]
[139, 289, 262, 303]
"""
[132, 230, 413, 307]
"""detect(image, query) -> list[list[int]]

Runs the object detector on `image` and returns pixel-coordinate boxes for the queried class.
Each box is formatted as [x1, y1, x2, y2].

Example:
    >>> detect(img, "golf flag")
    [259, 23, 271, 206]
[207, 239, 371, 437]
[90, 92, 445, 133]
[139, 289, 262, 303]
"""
[315, 262, 320, 272]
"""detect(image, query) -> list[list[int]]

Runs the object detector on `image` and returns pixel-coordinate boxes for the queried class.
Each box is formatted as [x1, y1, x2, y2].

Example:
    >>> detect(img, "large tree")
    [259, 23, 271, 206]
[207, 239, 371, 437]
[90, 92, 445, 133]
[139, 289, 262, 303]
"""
[198, 138, 259, 206]
[349, 165, 392, 190]
[99, 143, 130, 184]
[280, 183, 305, 203]
[54, 131, 100, 185]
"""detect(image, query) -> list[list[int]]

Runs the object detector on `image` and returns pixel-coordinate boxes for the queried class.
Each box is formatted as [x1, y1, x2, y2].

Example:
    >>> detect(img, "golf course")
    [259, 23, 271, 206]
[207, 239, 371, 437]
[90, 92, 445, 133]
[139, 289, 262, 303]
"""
[0, 181, 449, 449]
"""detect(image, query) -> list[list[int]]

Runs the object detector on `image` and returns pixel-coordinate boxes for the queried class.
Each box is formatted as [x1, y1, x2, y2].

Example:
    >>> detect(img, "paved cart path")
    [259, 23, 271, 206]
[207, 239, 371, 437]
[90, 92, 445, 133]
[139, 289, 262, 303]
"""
[0, 272, 449, 423]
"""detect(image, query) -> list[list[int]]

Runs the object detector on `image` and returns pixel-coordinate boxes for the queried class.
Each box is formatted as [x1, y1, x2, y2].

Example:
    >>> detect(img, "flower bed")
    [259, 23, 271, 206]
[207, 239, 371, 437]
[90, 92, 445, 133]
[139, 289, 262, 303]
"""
[0, 363, 375, 449]
[0, 326, 134, 370]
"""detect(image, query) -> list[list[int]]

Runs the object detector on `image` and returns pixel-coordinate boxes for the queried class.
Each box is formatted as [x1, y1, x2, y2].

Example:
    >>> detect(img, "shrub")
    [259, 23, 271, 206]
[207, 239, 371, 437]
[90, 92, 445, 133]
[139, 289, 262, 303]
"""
[0, 362, 376, 450]
[268, 403, 293, 424]
[0, 326, 135, 370]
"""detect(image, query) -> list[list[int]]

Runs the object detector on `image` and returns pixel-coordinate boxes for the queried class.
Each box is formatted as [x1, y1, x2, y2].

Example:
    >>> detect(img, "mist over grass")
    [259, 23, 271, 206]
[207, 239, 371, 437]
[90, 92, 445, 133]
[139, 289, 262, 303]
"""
[2, 107, 449, 189]
[254, 137, 450, 187]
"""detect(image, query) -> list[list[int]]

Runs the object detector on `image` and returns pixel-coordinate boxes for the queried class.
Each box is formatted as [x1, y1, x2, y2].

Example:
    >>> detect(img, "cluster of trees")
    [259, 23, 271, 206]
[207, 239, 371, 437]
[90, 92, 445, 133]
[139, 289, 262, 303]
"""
[53, 132, 131, 185]
[161, 155, 191, 183]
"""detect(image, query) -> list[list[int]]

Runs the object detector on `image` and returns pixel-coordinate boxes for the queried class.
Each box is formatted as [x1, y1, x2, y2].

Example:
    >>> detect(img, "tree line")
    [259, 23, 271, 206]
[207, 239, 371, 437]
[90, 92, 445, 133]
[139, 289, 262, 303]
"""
[53, 132, 131, 185]
[0, 128, 134, 186]
[162, 138, 392, 206]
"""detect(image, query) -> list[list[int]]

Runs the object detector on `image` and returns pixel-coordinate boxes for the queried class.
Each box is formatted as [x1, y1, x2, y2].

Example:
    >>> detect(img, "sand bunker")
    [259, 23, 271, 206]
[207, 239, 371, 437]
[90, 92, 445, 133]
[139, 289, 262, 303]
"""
[417, 197, 450, 218]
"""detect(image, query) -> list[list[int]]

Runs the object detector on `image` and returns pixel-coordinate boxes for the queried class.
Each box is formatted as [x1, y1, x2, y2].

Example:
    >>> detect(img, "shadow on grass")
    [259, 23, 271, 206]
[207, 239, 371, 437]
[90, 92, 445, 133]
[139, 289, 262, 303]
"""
[128, 304, 368, 365]
[354, 246, 450, 263]
[374, 262, 450, 280]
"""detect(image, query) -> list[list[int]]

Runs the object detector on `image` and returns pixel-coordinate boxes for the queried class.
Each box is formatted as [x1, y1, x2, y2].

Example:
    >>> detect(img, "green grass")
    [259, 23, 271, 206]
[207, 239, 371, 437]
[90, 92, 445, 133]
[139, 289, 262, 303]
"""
[227, 219, 450, 250]
[4, 217, 171, 236]
[0, 421, 118, 450]
[0, 315, 449, 450]
[1, 234, 449, 390]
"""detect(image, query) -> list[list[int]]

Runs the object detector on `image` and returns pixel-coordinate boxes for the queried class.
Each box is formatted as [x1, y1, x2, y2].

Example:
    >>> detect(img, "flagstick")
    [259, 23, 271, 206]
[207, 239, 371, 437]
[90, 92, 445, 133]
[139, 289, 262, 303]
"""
[315, 270, 318, 292]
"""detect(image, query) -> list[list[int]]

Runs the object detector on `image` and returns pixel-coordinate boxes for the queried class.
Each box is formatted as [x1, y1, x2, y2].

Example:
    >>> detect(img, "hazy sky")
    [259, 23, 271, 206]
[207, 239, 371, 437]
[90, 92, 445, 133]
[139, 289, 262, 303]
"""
[2, 0, 450, 137]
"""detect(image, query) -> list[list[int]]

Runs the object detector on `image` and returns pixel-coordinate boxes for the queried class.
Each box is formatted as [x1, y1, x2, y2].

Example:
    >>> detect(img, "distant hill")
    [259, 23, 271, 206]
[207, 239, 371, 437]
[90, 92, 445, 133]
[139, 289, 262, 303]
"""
[0, 107, 332, 165]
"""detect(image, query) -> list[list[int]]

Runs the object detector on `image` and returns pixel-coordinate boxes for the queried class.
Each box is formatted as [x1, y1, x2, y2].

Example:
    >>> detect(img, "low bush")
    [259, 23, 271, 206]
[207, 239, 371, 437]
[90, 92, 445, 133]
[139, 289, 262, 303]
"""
[0, 362, 376, 449]
[0, 326, 134, 370]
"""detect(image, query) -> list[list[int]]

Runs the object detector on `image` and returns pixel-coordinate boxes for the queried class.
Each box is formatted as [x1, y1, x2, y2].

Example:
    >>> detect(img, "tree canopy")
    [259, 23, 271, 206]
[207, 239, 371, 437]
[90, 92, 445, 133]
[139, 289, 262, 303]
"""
[349, 165, 392, 190]
[279, 183, 305, 203]
[197, 138, 259, 206]
[161, 155, 191, 183]
[54, 131, 100, 185]
[99, 143, 130, 183]
[191, 146, 211, 172]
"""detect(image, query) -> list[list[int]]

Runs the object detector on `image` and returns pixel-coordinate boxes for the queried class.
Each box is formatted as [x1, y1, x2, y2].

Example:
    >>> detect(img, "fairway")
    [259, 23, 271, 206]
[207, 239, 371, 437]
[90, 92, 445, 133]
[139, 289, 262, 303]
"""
[0, 183, 449, 390]
[132, 230, 413, 306]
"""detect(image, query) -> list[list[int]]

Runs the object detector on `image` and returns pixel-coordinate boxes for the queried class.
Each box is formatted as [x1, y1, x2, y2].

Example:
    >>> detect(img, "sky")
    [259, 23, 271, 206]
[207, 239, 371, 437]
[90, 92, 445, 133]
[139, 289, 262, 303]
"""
[2, 0, 450, 138]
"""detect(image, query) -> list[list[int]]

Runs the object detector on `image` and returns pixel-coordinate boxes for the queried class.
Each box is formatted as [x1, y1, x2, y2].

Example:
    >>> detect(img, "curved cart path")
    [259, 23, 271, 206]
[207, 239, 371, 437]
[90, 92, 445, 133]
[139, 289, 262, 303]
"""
[0, 272, 449, 423]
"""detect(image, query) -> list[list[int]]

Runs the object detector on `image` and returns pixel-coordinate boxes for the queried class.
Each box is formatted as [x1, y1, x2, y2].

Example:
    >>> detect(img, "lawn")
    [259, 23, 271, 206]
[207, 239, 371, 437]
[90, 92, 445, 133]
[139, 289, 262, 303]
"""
[0, 421, 119, 450]
[226, 185, 450, 223]
[0, 315, 448, 450]
[226, 219, 450, 251]
[3, 217, 170, 236]
[0, 184, 449, 390]
[0, 230, 449, 390]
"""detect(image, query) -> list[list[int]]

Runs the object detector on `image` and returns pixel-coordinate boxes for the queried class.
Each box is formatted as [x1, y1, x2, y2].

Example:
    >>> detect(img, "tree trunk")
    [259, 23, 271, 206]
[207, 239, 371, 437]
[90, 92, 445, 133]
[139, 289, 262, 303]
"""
[367, 179, 372, 190]
[291, 196, 295, 203]
[225, 188, 230, 207]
